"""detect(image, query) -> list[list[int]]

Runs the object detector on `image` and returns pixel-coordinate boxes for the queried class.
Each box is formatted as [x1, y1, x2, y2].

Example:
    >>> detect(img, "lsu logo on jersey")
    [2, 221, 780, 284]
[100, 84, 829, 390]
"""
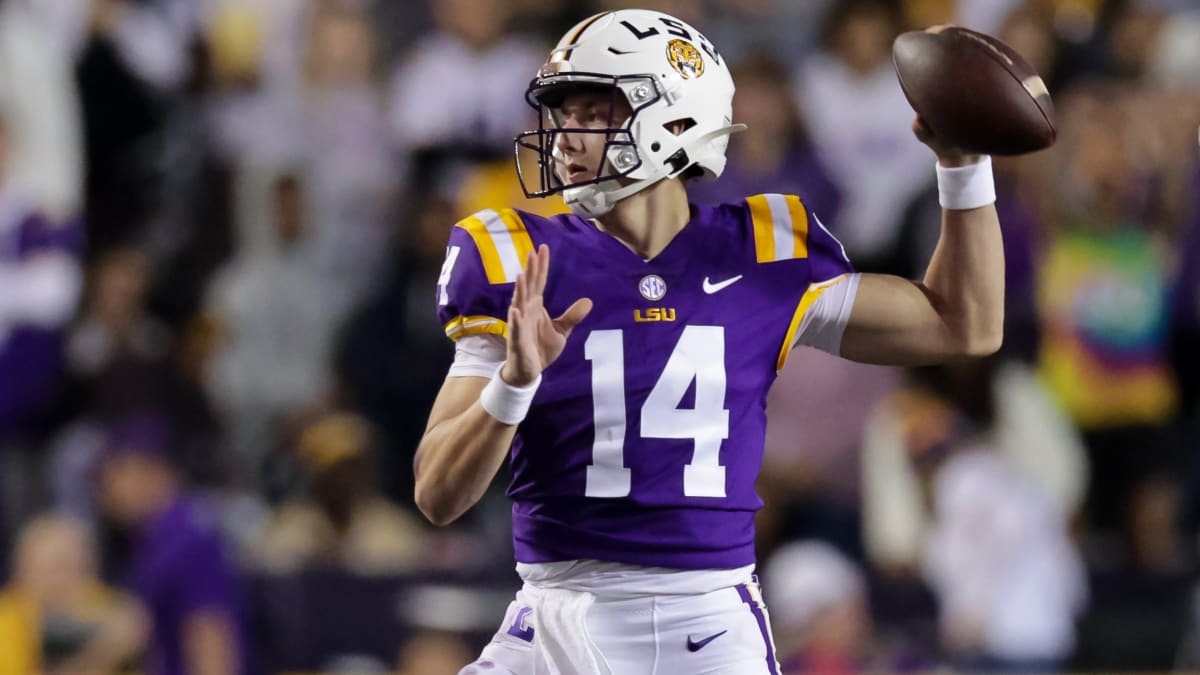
[634, 307, 676, 322]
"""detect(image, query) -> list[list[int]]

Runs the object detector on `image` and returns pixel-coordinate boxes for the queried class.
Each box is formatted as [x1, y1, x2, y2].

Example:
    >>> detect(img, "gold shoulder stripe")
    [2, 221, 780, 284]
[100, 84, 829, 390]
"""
[748, 195, 776, 263]
[776, 274, 848, 370]
[747, 194, 810, 263]
[454, 208, 533, 285]
[444, 315, 509, 341]
[785, 195, 810, 260]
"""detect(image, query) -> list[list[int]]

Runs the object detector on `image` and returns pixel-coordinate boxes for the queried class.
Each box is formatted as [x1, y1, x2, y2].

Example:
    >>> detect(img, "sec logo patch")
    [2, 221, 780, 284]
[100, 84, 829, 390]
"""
[638, 274, 667, 301]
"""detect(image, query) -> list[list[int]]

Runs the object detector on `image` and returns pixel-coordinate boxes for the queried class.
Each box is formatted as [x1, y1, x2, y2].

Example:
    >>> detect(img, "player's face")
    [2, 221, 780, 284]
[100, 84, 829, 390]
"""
[550, 88, 632, 186]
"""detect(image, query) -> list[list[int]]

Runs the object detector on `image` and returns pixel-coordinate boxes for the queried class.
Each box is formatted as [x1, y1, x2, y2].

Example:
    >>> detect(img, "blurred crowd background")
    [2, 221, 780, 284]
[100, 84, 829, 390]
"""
[0, 0, 1197, 672]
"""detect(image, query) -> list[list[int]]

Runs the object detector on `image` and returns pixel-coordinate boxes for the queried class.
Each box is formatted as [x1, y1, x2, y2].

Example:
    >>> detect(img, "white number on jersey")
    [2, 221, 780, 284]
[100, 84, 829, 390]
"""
[584, 326, 729, 498]
[437, 245, 461, 306]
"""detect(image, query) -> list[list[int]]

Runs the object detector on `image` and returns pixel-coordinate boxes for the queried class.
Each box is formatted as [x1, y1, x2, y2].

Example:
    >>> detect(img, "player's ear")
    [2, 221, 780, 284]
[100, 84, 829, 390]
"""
[664, 118, 697, 136]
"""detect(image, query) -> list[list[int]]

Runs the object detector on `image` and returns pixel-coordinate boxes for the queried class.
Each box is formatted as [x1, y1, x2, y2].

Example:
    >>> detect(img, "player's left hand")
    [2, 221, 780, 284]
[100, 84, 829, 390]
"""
[913, 115, 984, 168]
[501, 245, 592, 387]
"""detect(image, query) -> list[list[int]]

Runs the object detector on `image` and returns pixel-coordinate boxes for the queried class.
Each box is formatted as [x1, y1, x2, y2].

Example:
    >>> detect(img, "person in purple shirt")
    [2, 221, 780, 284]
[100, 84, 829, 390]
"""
[415, 9, 1007, 675]
[95, 413, 247, 675]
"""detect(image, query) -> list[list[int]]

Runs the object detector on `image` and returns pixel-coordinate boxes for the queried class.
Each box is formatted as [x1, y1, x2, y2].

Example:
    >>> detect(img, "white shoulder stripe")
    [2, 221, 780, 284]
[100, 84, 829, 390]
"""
[478, 209, 525, 282]
[764, 194, 795, 260]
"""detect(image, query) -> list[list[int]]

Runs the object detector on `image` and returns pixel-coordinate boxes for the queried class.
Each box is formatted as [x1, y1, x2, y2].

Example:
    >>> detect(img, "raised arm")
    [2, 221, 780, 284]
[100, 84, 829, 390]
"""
[414, 246, 591, 525]
[840, 120, 1004, 365]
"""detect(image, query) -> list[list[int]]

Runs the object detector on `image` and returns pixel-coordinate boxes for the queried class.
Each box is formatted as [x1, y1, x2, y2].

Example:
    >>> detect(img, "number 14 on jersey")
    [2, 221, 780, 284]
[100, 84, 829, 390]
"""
[583, 326, 730, 499]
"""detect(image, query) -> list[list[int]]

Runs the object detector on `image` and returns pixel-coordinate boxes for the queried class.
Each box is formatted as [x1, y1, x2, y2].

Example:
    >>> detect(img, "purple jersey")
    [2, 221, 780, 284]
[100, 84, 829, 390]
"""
[436, 196, 853, 569]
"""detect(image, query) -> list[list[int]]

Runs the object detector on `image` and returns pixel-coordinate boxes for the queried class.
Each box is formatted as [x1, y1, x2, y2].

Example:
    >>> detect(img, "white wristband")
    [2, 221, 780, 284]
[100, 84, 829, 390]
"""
[479, 367, 541, 425]
[936, 156, 996, 210]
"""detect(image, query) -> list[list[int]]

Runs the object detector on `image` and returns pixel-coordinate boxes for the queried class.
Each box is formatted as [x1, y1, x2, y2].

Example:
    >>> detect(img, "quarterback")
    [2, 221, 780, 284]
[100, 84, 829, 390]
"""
[415, 9, 1003, 675]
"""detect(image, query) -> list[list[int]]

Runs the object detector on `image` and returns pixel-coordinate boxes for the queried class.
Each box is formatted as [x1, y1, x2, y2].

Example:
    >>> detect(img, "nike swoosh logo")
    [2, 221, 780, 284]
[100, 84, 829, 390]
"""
[686, 630, 727, 652]
[702, 275, 743, 294]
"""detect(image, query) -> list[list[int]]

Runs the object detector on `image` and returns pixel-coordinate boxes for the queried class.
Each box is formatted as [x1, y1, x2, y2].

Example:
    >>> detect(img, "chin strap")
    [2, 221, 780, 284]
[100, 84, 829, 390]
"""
[563, 175, 664, 218]
[563, 123, 748, 218]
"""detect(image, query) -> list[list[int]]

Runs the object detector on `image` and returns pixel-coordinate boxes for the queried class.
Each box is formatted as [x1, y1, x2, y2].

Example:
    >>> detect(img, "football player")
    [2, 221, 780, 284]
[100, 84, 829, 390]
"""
[416, 9, 1003, 675]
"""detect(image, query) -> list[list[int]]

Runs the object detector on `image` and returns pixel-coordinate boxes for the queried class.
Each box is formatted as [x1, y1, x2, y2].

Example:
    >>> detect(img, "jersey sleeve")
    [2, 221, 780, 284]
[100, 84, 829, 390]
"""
[435, 208, 534, 342]
[744, 194, 856, 368]
[744, 193, 852, 282]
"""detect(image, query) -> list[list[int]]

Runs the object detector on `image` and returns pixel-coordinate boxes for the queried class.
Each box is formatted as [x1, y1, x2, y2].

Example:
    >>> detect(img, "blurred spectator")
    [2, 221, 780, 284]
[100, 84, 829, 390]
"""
[1126, 474, 1189, 574]
[0, 0, 83, 222]
[893, 369, 1087, 672]
[1076, 471, 1194, 671]
[1036, 84, 1181, 534]
[0, 144, 83, 436]
[66, 247, 171, 384]
[299, 0, 396, 301]
[762, 540, 875, 674]
[210, 0, 395, 299]
[49, 241, 222, 528]
[387, 0, 540, 163]
[95, 412, 248, 675]
[334, 195, 457, 503]
[206, 0, 306, 169]
[254, 411, 425, 576]
[796, 0, 933, 273]
[864, 357, 1087, 575]
[692, 51, 843, 228]
[207, 172, 342, 465]
[0, 513, 145, 674]
[0, 104, 85, 439]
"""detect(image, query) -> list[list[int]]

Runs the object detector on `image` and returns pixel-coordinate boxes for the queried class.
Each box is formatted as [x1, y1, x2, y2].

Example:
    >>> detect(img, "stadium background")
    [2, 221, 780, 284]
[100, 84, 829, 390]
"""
[0, 0, 1198, 672]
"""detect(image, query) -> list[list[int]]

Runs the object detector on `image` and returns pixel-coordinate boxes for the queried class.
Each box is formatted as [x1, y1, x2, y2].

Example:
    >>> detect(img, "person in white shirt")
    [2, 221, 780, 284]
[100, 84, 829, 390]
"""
[896, 364, 1088, 671]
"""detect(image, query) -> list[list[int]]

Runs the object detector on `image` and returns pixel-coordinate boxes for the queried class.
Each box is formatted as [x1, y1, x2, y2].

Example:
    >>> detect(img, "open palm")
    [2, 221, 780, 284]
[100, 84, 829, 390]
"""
[500, 245, 592, 387]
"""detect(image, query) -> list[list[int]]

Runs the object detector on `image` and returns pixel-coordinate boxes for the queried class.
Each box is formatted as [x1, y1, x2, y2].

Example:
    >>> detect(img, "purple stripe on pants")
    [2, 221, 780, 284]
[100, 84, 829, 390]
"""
[736, 583, 779, 675]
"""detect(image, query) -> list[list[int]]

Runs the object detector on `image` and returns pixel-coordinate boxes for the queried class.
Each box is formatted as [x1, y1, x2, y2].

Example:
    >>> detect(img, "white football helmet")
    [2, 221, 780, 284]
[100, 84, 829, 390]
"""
[514, 9, 744, 218]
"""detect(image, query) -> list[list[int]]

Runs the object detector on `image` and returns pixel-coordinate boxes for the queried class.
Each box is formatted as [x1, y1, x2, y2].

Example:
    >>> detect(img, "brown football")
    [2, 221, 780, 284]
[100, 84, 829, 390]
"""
[892, 26, 1056, 156]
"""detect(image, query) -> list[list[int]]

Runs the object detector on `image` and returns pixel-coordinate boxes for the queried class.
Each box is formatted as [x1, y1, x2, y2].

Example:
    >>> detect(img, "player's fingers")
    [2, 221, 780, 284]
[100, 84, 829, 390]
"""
[508, 306, 522, 344]
[512, 268, 525, 309]
[526, 246, 540, 299]
[553, 297, 593, 335]
[521, 245, 537, 300]
[521, 249, 537, 303]
[535, 245, 549, 296]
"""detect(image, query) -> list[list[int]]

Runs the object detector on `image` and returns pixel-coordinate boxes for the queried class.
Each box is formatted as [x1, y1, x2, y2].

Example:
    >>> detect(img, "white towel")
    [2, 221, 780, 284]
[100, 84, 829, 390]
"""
[533, 588, 611, 675]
